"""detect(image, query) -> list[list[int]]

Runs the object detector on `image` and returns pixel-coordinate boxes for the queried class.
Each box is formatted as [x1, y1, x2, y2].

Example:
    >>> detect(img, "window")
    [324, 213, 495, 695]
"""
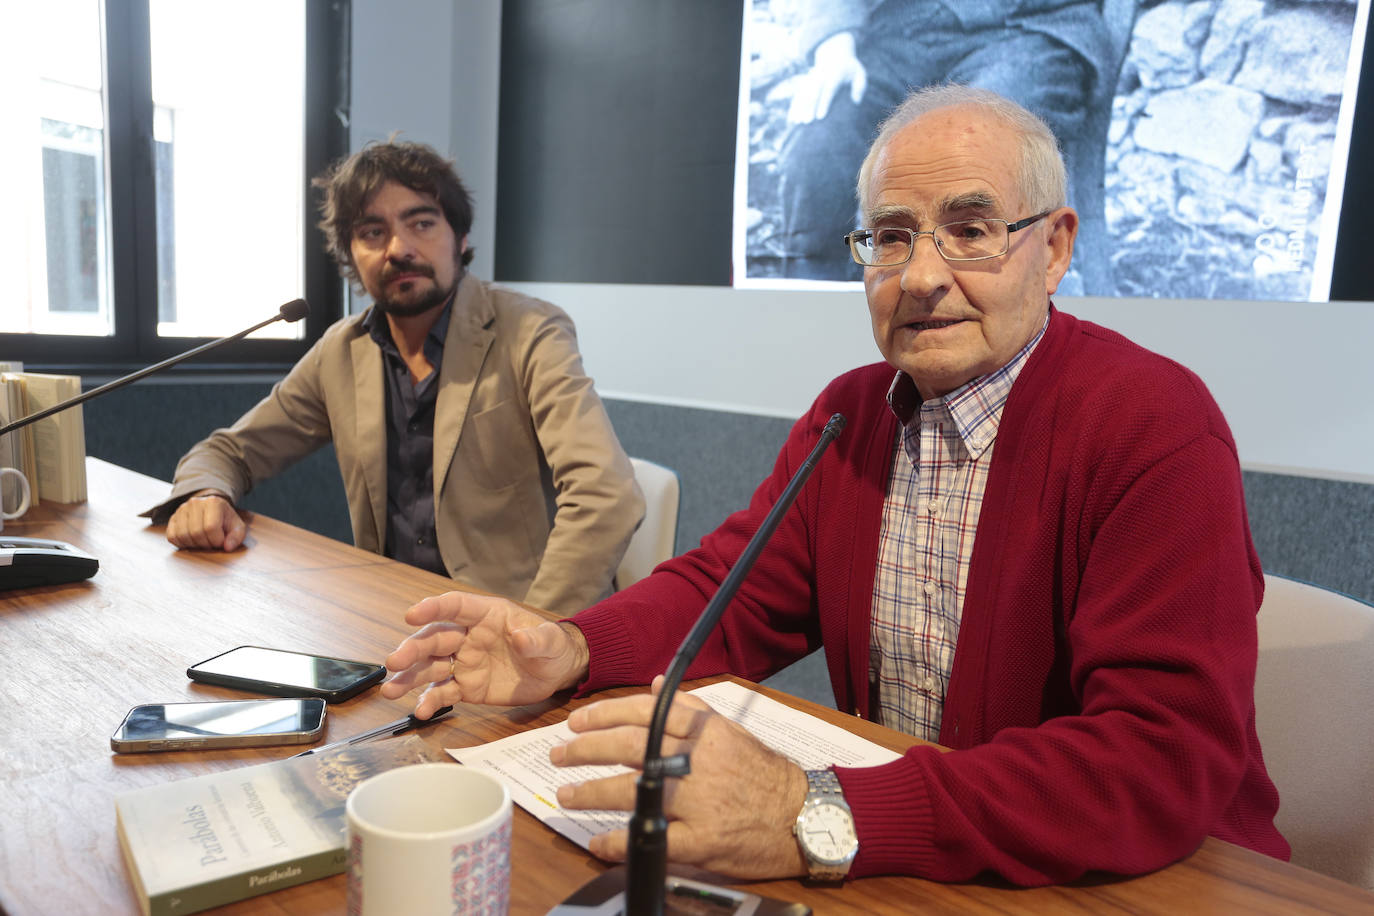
[1, 0, 347, 369]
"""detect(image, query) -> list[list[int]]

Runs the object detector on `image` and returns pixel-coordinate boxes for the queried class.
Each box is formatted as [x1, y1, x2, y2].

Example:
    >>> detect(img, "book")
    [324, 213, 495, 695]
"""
[0, 374, 40, 506]
[449, 680, 902, 850]
[0, 390, 19, 485]
[6, 372, 87, 502]
[115, 735, 444, 916]
[0, 371, 88, 503]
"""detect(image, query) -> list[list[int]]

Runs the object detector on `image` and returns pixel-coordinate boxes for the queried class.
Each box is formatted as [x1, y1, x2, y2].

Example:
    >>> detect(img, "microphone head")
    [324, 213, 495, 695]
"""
[278, 299, 310, 322]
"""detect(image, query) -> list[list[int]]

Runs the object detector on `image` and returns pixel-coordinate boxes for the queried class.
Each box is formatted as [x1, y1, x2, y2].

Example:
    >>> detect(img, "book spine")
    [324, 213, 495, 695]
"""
[146, 848, 348, 916]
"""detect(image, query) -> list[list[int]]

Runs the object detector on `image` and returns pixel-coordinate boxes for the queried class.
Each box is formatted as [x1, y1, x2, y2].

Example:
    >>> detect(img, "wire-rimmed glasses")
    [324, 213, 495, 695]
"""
[843, 211, 1051, 266]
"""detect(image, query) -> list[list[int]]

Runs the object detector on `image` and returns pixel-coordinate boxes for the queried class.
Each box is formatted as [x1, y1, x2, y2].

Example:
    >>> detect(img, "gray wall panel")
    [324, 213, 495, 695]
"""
[82, 381, 353, 544]
[1242, 470, 1374, 603]
[81, 382, 1374, 603]
[602, 399, 794, 554]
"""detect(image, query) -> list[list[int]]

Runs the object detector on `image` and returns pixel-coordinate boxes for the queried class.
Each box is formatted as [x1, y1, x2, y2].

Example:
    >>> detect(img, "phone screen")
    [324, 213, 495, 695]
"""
[187, 646, 385, 701]
[111, 698, 326, 752]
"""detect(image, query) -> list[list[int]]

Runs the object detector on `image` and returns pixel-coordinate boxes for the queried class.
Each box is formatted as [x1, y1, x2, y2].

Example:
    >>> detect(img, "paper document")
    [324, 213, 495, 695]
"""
[448, 681, 902, 850]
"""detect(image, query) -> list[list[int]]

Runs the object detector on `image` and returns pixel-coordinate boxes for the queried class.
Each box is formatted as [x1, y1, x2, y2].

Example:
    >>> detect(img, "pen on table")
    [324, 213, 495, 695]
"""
[293, 706, 455, 757]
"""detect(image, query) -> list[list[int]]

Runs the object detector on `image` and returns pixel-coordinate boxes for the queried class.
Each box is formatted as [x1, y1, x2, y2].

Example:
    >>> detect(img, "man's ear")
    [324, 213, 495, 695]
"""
[1043, 207, 1078, 295]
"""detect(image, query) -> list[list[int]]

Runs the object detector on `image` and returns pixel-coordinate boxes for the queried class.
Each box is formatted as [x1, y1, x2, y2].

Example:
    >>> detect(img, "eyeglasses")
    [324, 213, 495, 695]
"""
[843, 211, 1052, 266]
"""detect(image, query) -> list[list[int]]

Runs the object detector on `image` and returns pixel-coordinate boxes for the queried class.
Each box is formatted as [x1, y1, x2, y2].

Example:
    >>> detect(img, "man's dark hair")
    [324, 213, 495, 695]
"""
[312, 140, 476, 283]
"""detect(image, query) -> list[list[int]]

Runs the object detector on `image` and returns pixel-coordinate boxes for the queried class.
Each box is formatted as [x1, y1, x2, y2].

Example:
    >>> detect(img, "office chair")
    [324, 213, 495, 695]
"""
[615, 457, 681, 590]
[1253, 573, 1374, 890]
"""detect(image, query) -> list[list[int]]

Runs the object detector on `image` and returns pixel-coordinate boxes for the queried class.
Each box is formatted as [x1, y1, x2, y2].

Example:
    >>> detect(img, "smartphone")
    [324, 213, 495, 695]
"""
[186, 645, 386, 703]
[110, 697, 327, 753]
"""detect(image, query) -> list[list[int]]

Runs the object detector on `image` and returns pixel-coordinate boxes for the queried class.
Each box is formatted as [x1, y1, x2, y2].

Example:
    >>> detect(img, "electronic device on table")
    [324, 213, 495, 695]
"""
[0, 536, 99, 590]
[187, 645, 387, 703]
[110, 697, 327, 753]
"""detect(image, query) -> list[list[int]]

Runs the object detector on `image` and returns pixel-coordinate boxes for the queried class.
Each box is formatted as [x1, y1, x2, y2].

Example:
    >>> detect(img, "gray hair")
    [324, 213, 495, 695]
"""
[855, 84, 1068, 218]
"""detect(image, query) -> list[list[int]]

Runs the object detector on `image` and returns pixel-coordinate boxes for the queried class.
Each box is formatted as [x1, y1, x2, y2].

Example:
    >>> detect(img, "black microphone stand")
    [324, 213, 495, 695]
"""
[0, 299, 309, 437]
[625, 412, 846, 916]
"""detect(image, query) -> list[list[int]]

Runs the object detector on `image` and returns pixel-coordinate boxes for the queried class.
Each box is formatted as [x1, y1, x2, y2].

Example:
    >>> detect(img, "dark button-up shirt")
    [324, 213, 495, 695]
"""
[362, 299, 453, 576]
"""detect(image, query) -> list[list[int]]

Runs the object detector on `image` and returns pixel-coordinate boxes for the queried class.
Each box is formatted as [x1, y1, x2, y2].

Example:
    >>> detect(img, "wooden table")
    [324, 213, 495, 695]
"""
[3, 458, 1372, 915]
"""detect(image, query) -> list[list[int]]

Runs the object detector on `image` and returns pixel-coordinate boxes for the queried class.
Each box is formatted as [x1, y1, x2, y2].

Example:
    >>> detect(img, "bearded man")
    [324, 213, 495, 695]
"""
[147, 141, 643, 615]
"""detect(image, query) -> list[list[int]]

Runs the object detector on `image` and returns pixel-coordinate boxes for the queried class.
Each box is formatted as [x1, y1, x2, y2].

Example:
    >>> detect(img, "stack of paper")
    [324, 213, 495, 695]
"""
[451, 681, 903, 851]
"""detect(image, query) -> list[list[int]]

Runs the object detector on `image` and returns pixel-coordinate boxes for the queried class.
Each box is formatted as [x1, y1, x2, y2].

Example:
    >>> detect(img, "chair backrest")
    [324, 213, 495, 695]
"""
[616, 457, 681, 589]
[1254, 573, 1374, 889]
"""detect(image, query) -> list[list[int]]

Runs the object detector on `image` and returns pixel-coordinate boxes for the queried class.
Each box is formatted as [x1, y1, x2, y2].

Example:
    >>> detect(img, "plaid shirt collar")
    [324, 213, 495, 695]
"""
[885, 312, 1049, 459]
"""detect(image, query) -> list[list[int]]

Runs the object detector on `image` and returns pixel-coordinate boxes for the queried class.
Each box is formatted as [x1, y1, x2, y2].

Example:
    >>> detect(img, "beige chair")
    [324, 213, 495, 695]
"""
[1253, 573, 1374, 890]
[615, 457, 681, 589]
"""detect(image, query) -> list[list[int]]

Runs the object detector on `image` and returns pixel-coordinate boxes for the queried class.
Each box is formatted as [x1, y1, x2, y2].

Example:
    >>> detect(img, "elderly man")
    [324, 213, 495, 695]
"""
[382, 87, 1288, 883]
[145, 141, 643, 615]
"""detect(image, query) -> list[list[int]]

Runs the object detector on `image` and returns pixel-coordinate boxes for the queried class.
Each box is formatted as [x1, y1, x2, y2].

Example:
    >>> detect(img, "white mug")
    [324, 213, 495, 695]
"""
[346, 763, 512, 916]
[0, 467, 32, 532]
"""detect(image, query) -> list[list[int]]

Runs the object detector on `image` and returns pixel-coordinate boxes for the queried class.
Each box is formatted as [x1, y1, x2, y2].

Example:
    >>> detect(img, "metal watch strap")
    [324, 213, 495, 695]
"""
[797, 768, 857, 881]
[805, 768, 845, 802]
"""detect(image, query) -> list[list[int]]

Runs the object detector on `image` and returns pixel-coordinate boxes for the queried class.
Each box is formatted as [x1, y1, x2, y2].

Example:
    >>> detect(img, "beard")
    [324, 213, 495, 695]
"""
[370, 260, 461, 317]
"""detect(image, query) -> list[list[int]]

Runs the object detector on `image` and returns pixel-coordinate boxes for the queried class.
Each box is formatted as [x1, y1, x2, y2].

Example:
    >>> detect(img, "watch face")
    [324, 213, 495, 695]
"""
[799, 800, 858, 865]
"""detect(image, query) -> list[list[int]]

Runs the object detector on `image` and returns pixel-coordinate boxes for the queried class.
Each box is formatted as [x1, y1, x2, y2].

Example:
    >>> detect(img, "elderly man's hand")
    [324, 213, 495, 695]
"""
[551, 677, 810, 880]
[787, 31, 868, 125]
[166, 492, 247, 551]
[381, 591, 590, 719]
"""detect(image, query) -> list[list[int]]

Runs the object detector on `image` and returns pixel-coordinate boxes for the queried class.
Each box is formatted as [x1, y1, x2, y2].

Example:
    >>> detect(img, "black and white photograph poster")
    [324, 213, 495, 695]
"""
[733, 0, 1370, 302]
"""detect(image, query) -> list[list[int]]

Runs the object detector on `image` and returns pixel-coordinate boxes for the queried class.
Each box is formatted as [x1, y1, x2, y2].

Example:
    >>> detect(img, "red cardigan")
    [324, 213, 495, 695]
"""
[572, 308, 1289, 884]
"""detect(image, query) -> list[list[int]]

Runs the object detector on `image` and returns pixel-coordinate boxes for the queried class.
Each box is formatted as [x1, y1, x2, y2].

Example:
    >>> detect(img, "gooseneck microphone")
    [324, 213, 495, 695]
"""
[625, 412, 846, 915]
[0, 299, 310, 437]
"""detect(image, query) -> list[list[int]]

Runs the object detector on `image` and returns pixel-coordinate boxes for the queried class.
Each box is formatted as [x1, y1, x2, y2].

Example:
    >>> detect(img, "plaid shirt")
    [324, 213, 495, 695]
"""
[869, 318, 1047, 740]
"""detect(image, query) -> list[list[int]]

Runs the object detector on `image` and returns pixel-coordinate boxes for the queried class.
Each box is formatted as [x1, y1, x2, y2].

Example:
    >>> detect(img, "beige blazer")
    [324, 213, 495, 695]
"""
[148, 277, 644, 614]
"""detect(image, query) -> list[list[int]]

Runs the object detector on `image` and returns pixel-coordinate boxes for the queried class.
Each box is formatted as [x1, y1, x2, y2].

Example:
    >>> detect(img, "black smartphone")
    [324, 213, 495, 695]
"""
[110, 697, 327, 753]
[186, 645, 386, 703]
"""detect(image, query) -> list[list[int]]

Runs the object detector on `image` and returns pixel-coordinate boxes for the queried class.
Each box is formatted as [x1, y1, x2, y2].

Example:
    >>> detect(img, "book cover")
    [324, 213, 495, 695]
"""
[0, 389, 19, 483]
[10, 372, 86, 503]
[0, 374, 40, 505]
[116, 735, 444, 916]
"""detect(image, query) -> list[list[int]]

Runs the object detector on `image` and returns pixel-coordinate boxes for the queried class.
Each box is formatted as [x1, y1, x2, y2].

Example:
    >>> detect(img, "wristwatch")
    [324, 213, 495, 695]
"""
[793, 768, 858, 881]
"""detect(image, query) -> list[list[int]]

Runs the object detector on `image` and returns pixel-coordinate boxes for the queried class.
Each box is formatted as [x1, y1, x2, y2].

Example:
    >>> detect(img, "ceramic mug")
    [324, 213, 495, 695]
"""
[346, 763, 511, 916]
[0, 467, 32, 532]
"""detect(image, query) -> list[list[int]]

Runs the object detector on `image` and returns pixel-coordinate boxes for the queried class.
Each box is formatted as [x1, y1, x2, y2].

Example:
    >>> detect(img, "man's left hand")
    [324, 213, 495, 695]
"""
[551, 677, 810, 880]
